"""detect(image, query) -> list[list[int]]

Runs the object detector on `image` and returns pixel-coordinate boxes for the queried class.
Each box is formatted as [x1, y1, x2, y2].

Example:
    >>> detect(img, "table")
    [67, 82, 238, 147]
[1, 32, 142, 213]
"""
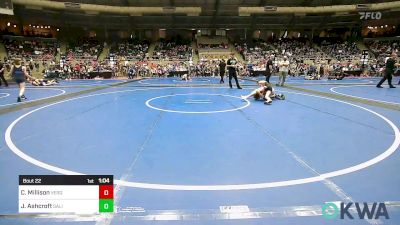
[88, 71, 113, 79]
[168, 71, 188, 77]
[343, 70, 362, 76]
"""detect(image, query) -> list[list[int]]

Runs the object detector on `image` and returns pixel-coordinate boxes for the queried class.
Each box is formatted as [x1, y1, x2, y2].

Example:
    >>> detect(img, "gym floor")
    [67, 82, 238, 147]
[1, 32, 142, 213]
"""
[0, 76, 399, 225]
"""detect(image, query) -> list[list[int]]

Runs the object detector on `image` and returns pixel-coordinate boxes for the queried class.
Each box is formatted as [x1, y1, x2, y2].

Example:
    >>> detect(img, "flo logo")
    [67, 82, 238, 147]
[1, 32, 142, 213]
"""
[359, 12, 382, 20]
[322, 202, 389, 220]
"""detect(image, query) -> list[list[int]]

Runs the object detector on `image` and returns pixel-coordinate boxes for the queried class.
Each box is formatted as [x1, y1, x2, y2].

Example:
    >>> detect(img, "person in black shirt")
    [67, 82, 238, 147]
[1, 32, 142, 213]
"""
[377, 52, 398, 88]
[0, 61, 8, 87]
[226, 53, 242, 89]
[265, 54, 274, 82]
[219, 59, 226, 84]
[128, 67, 135, 79]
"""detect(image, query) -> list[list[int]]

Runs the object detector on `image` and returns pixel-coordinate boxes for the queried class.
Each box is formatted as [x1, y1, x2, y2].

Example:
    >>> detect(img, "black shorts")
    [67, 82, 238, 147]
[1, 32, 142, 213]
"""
[14, 77, 25, 84]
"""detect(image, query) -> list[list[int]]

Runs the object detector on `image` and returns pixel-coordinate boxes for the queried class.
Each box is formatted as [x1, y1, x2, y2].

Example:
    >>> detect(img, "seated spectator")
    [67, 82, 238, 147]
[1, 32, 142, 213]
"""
[65, 38, 103, 61]
[320, 40, 361, 61]
[152, 40, 192, 61]
[109, 39, 149, 61]
[3, 38, 59, 62]
[366, 40, 400, 69]
[198, 43, 228, 49]
[235, 41, 274, 63]
[274, 38, 327, 62]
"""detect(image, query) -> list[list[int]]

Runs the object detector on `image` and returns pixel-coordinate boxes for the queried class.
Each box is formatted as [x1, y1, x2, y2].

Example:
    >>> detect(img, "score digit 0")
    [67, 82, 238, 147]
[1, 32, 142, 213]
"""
[99, 185, 114, 213]
[99, 185, 113, 199]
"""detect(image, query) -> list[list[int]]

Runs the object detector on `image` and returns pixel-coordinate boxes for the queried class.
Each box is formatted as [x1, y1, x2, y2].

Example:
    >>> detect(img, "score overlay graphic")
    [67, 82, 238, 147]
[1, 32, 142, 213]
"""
[18, 175, 114, 214]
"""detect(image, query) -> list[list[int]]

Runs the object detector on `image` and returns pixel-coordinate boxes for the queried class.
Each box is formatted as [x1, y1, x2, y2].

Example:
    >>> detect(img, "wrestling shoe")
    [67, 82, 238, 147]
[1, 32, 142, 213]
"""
[389, 86, 396, 88]
[275, 94, 285, 100]
[264, 100, 272, 105]
[21, 95, 27, 100]
[17, 97, 22, 102]
[376, 85, 383, 88]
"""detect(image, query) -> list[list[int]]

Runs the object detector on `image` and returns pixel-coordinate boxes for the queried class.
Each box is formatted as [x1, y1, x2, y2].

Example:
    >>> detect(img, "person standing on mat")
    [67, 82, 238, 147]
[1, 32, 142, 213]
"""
[219, 59, 226, 84]
[0, 61, 8, 87]
[377, 52, 399, 88]
[265, 54, 274, 83]
[9, 58, 34, 102]
[278, 56, 289, 86]
[226, 53, 242, 89]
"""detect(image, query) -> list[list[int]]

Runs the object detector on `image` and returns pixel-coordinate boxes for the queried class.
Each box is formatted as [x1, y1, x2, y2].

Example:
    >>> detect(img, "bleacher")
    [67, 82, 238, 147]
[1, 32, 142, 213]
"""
[274, 38, 328, 62]
[65, 38, 103, 62]
[2, 35, 59, 61]
[235, 41, 274, 63]
[319, 39, 361, 62]
[197, 36, 232, 59]
[109, 40, 149, 61]
[151, 40, 192, 61]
